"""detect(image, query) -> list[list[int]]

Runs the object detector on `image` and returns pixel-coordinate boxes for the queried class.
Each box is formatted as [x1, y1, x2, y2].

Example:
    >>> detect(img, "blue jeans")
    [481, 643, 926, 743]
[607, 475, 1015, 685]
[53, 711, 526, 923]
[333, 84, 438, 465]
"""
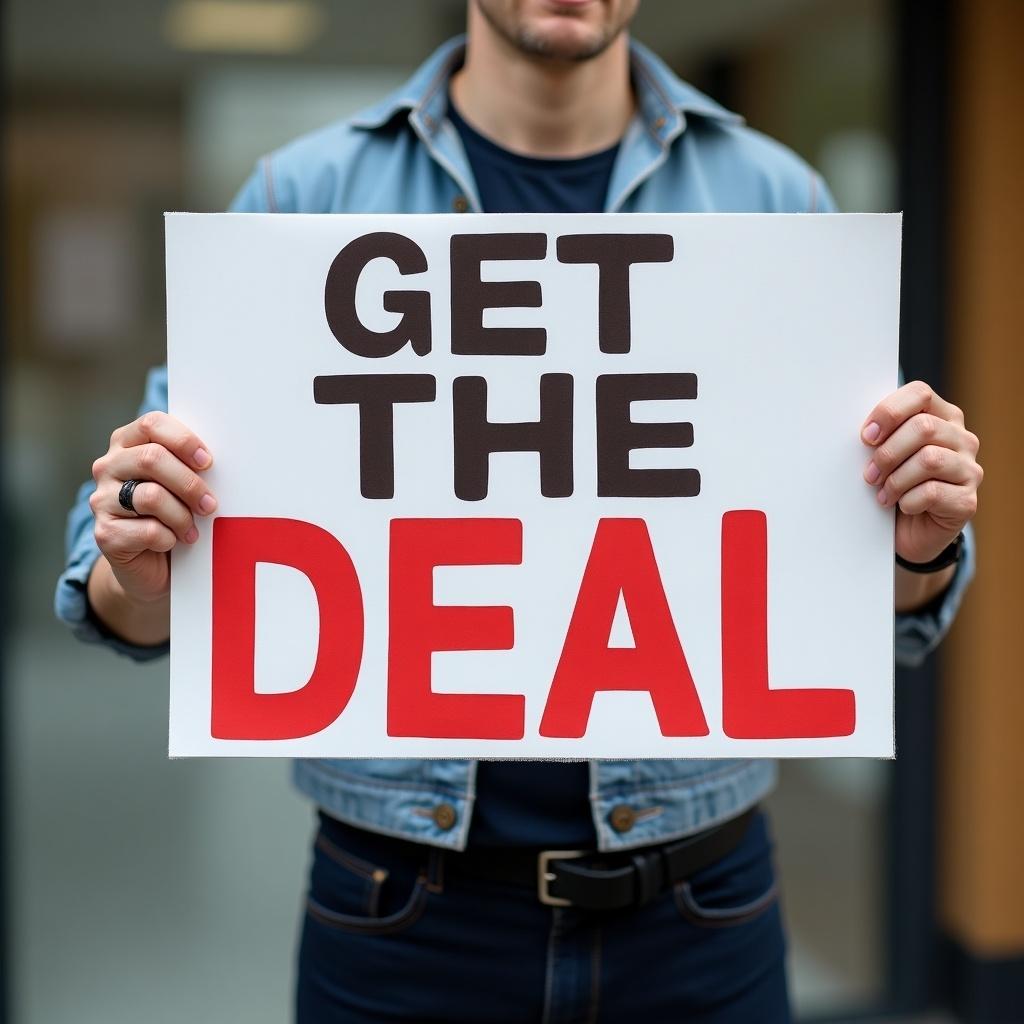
[296, 810, 790, 1023]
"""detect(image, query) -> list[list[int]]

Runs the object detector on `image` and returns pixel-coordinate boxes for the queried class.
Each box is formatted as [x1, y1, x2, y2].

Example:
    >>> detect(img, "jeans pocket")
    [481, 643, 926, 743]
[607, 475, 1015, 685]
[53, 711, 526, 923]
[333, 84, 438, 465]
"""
[304, 825, 433, 936]
[673, 876, 779, 928]
[672, 812, 779, 929]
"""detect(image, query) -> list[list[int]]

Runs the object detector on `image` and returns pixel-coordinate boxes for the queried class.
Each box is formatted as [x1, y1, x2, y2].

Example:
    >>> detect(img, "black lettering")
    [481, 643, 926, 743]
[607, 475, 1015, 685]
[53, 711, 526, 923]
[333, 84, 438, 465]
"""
[453, 373, 573, 500]
[313, 374, 436, 498]
[450, 233, 547, 355]
[324, 232, 431, 358]
[556, 234, 673, 354]
[596, 373, 699, 497]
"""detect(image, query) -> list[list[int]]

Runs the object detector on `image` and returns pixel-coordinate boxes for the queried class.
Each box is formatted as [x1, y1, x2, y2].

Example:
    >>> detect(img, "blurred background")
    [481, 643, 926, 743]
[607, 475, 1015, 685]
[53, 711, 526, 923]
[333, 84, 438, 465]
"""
[3, 0, 1021, 1021]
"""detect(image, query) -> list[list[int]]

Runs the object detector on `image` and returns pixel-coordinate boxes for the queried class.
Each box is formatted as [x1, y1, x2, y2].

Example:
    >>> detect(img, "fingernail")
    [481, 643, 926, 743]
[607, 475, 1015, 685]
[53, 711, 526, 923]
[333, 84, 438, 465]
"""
[865, 462, 880, 484]
[199, 494, 217, 514]
[877, 488, 888, 506]
[185, 526, 199, 543]
[862, 422, 881, 444]
[194, 447, 211, 468]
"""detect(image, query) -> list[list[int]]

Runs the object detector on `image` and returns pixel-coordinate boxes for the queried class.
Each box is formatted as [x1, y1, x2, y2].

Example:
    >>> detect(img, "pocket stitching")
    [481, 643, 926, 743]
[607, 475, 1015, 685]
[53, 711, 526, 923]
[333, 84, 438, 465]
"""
[306, 876, 429, 936]
[315, 832, 389, 883]
[673, 877, 778, 929]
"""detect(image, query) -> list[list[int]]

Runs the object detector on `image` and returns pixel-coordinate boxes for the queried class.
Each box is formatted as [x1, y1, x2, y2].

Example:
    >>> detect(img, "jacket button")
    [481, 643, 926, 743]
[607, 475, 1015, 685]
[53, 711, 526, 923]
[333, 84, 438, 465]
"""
[432, 803, 457, 830]
[452, 194, 469, 213]
[609, 804, 637, 833]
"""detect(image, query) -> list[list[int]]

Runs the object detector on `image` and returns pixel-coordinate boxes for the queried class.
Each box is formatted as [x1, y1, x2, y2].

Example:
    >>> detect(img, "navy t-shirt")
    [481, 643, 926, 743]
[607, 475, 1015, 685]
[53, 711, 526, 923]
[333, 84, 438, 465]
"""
[448, 99, 619, 848]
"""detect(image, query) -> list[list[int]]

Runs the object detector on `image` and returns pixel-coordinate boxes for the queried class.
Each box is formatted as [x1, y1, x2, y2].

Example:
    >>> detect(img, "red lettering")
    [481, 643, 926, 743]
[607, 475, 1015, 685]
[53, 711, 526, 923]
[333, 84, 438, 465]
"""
[539, 518, 709, 738]
[211, 517, 364, 740]
[721, 510, 855, 738]
[387, 518, 525, 739]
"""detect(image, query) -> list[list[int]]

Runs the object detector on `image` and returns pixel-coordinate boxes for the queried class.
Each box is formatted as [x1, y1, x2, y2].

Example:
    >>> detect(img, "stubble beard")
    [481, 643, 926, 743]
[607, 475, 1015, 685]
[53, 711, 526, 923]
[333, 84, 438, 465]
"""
[474, 1, 634, 63]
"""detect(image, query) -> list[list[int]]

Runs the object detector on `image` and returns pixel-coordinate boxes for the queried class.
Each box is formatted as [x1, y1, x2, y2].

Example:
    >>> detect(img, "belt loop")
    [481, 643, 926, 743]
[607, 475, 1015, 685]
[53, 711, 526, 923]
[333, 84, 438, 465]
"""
[629, 852, 665, 907]
[425, 848, 445, 894]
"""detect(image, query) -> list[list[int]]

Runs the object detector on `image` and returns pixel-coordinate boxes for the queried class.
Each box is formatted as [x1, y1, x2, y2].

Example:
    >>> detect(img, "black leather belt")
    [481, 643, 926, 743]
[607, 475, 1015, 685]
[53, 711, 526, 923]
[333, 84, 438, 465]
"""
[453, 807, 757, 911]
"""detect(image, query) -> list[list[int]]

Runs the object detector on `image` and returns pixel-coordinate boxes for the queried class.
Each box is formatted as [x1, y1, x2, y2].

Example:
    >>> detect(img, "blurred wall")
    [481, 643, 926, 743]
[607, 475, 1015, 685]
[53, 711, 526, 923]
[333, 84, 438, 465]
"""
[5, 2, 978, 1022]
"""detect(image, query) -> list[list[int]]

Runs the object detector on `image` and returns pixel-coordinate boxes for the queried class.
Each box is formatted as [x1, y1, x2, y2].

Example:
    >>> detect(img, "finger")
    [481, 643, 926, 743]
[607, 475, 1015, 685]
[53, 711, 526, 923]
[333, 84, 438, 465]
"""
[94, 514, 178, 558]
[864, 413, 976, 485]
[895, 480, 978, 522]
[114, 481, 197, 542]
[111, 412, 212, 471]
[861, 381, 966, 446]
[876, 446, 980, 507]
[104, 444, 217, 516]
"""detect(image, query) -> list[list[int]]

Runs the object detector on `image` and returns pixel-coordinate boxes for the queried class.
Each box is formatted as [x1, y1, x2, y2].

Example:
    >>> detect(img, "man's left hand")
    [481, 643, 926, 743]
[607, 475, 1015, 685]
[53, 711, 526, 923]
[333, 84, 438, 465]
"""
[861, 380, 983, 565]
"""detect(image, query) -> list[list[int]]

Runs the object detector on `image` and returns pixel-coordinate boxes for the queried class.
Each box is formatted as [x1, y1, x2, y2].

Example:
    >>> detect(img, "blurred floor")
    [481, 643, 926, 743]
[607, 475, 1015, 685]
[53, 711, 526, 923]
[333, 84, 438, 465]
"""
[880, 1018, 955, 1024]
[8, 619, 311, 1023]
[769, 758, 887, 1014]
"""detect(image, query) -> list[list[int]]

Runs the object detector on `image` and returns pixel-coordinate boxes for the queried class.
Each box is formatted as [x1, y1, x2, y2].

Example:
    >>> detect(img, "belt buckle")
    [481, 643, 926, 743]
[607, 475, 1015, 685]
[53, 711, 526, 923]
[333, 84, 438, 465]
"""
[537, 849, 587, 907]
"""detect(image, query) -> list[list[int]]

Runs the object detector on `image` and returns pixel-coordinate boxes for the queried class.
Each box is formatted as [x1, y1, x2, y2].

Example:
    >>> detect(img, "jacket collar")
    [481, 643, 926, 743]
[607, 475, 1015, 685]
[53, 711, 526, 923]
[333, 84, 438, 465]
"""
[348, 34, 744, 142]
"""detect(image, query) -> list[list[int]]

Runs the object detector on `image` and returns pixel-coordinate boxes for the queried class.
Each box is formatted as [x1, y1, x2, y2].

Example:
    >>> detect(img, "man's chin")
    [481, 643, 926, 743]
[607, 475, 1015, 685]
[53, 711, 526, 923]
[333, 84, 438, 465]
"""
[516, 21, 616, 61]
[473, 0, 633, 63]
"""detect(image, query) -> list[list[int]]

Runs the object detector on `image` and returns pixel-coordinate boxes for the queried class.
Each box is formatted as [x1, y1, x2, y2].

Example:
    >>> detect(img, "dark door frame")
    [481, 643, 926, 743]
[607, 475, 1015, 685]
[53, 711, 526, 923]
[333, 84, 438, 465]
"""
[885, 0, 951, 1014]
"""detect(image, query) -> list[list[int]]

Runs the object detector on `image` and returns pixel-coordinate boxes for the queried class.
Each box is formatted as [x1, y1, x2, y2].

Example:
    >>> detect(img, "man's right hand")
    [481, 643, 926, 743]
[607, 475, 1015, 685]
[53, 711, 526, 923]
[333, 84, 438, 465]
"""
[87, 412, 217, 639]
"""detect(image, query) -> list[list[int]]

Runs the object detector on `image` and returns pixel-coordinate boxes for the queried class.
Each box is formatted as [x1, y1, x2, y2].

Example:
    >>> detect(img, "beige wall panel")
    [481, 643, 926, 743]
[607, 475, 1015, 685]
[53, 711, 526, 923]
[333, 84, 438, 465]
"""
[941, 0, 1024, 956]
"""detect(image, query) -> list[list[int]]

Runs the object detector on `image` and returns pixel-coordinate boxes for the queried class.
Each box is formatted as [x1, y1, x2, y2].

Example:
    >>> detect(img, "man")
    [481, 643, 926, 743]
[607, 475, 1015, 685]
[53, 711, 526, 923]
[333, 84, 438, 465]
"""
[57, 2, 982, 1021]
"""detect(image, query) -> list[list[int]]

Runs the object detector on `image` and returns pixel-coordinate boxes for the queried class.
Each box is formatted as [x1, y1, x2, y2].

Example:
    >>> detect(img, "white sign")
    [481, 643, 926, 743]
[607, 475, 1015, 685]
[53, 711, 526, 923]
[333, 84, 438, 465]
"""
[166, 212, 900, 758]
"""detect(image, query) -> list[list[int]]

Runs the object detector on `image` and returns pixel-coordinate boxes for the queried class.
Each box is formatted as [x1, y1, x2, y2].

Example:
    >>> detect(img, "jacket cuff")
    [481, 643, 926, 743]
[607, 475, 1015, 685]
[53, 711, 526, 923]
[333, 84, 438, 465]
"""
[54, 545, 170, 663]
[894, 523, 976, 668]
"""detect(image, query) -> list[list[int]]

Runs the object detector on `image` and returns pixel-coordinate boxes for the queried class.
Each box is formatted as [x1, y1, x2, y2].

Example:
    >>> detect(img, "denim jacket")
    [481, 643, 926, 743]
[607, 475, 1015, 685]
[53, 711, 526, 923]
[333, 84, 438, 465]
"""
[56, 36, 974, 852]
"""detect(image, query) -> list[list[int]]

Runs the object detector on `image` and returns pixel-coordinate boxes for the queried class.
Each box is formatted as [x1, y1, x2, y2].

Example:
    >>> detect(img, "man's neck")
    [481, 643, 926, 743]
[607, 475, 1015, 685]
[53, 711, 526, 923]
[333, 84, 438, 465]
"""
[449, 8, 635, 159]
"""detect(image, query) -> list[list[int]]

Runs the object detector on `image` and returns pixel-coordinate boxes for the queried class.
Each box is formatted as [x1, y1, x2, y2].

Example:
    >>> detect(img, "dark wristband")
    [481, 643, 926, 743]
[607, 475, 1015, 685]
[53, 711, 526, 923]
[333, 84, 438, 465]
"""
[895, 532, 964, 574]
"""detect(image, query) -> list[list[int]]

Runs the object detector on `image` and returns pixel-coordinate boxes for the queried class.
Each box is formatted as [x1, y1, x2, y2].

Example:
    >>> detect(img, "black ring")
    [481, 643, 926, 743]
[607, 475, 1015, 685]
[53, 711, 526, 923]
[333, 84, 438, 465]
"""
[118, 479, 143, 514]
